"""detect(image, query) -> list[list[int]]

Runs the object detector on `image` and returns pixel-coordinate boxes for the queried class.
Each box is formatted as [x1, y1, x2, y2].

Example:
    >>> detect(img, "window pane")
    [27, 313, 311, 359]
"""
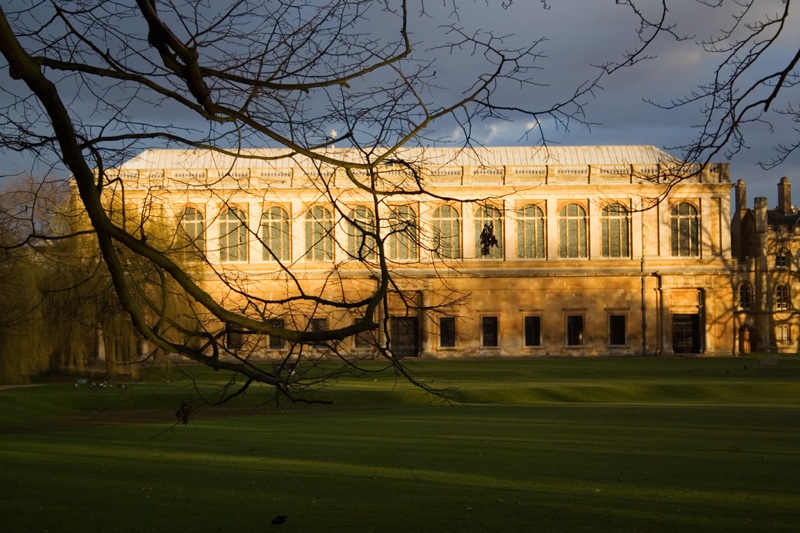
[432, 205, 461, 259]
[181, 207, 205, 259]
[308, 317, 327, 346]
[601, 204, 630, 258]
[354, 329, 374, 349]
[609, 315, 626, 345]
[482, 316, 499, 347]
[226, 323, 245, 350]
[219, 207, 247, 262]
[776, 249, 789, 269]
[268, 319, 286, 349]
[559, 204, 586, 258]
[671, 202, 699, 257]
[388, 205, 418, 261]
[738, 283, 752, 310]
[440, 317, 456, 347]
[517, 204, 545, 259]
[567, 315, 584, 345]
[305, 206, 333, 260]
[475, 206, 503, 259]
[347, 206, 376, 260]
[261, 206, 290, 261]
[524, 316, 541, 346]
[776, 285, 790, 311]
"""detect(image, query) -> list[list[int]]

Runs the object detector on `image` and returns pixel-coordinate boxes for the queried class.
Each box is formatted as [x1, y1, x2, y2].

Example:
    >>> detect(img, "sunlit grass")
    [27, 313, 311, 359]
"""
[2, 357, 800, 531]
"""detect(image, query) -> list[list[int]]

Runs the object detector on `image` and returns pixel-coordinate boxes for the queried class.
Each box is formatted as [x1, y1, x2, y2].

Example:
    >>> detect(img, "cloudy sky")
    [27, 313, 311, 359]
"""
[2, 0, 797, 205]
[409, 0, 799, 205]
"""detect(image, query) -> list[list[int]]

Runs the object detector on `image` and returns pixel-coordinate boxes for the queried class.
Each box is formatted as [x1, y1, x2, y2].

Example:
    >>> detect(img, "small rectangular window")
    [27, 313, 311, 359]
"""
[482, 316, 499, 347]
[354, 329, 374, 350]
[524, 316, 541, 346]
[268, 319, 286, 349]
[440, 317, 456, 347]
[609, 314, 626, 346]
[776, 324, 790, 342]
[226, 323, 245, 350]
[776, 250, 789, 269]
[566, 315, 584, 346]
[309, 318, 327, 345]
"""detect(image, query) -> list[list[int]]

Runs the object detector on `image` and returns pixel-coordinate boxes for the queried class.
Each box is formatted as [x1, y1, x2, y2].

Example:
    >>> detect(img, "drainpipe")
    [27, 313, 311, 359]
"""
[652, 271, 663, 355]
[698, 288, 706, 354]
[641, 256, 647, 356]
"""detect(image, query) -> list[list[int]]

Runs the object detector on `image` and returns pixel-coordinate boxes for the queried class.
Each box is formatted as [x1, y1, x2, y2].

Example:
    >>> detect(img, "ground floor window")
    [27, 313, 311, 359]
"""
[609, 314, 626, 346]
[776, 324, 791, 342]
[524, 316, 541, 346]
[268, 319, 286, 349]
[566, 315, 584, 346]
[482, 316, 499, 347]
[354, 329, 374, 350]
[226, 323, 245, 350]
[309, 317, 327, 346]
[309, 318, 327, 333]
[440, 317, 456, 347]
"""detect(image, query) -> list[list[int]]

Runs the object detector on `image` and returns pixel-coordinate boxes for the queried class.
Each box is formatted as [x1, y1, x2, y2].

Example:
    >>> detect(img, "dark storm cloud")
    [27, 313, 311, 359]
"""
[413, 0, 798, 202]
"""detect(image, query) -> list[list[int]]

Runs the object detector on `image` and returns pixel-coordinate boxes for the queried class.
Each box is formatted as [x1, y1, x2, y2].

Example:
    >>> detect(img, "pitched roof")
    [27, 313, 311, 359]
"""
[119, 145, 681, 171]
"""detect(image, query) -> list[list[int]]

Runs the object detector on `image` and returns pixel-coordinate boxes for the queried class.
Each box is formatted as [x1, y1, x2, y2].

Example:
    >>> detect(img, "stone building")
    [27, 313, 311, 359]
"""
[111, 145, 736, 358]
[732, 177, 800, 354]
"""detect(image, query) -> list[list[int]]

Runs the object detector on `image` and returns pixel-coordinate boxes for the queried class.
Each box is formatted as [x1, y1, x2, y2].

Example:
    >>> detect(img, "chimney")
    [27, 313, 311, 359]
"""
[735, 179, 747, 218]
[778, 176, 792, 213]
[755, 196, 768, 232]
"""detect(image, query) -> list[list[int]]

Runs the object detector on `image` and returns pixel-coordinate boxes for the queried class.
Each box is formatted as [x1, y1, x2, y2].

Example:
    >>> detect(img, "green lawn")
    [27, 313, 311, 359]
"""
[2, 357, 800, 532]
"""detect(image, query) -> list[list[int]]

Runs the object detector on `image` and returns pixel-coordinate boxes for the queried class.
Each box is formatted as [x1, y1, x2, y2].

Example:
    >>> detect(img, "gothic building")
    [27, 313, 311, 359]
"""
[732, 177, 800, 354]
[110, 145, 736, 358]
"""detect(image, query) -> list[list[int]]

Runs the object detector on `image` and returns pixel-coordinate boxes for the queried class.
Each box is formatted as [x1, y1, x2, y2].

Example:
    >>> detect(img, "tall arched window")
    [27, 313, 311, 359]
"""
[475, 205, 503, 259]
[671, 202, 699, 257]
[432, 204, 461, 259]
[219, 207, 248, 262]
[304, 205, 333, 260]
[738, 283, 752, 310]
[346, 205, 376, 260]
[180, 206, 205, 255]
[517, 203, 545, 259]
[601, 203, 630, 258]
[388, 205, 418, 261]
[776, 284, 791, 311]
[261, 206, 290, 261]
[558, 203, 587, 258]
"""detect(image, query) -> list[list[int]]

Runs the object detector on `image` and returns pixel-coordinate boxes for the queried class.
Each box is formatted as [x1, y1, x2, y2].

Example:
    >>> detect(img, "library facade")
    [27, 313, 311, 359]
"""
[113, 146, 737, 358]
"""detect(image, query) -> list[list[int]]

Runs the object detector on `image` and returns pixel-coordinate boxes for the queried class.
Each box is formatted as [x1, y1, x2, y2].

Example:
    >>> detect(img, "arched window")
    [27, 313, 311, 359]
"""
[387, 205, 418, 261]
[776, 248, 790, 269]
[601, 203, 630, 258]
[261, 206, 290, 261]
[517, 203, 545, 259]
[219, 207, 248, 262]
[180, 206, 205, 255]
[738, 283, 752, 310]
[670, 202, 699, 257]
[304, 206, 333, 260]
[558, 203, 587, 258]
[475, 205, 503, 259]
[432, 204, 461, 259]
[346, 206, 376, 260]
[775, 284, 791, 311]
